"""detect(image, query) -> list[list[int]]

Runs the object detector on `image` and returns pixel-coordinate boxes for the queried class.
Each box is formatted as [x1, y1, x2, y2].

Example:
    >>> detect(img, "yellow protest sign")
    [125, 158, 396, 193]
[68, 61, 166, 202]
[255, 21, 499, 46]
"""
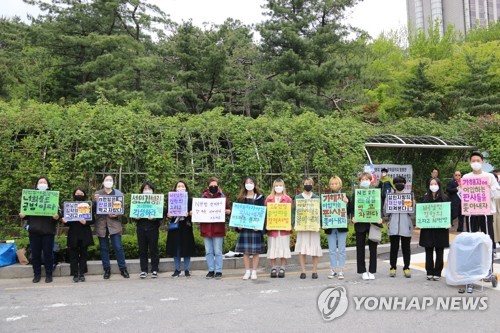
[266, 203, 292, 231]
[294, 198, 321, 232]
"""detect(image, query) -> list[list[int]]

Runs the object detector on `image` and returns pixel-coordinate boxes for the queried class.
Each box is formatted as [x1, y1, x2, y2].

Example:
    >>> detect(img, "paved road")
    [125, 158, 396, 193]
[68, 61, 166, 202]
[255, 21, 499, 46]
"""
[1, 256, 499, 333]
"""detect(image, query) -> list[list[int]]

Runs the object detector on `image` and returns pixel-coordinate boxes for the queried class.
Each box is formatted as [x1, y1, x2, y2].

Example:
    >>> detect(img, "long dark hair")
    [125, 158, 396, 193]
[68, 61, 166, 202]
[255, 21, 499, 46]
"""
[424, 177, 447, 201]
[237, 176, 262, 202]
[73, 187, 87, 200]
[173, 180, 190, 194]
[34, 176, 51, 190]
[140, 181, 155, 193]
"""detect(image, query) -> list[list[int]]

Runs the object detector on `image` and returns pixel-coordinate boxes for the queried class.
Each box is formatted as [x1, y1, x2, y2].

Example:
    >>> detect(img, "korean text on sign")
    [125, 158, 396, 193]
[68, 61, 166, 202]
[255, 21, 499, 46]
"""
[266, 203, 292, 231]
[461, 177, 490, 215]
[354, 189, 381, 223]
[321, 193, 348, 228]
[294, 198, 321, 232]
[229, 203, 267, 230]
[20, 189, 59, 217]
[167, 192, 188, 217]
[386, 193, 414, 214]
[416, 202, 451, 229]
[63, 201, 92, 221]
[130, 194, 164, 218]
[96, 195, 125, 215]
[191, 198, 226, 222]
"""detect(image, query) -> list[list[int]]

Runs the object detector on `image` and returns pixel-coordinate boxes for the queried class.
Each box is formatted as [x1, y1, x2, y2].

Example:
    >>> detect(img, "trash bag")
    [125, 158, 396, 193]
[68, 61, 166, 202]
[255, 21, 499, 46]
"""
[445, 232, 492, 285]
[0, 243, 17, 267]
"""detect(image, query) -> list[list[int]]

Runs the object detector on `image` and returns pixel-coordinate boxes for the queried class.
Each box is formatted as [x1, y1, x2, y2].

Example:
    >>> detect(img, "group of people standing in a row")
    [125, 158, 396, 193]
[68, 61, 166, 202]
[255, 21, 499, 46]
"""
[20, 152, 500, 287]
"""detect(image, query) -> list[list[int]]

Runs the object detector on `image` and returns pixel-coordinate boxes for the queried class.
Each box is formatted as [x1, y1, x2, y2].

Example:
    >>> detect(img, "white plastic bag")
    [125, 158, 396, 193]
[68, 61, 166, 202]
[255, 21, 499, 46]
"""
[445, 232, 492, 285]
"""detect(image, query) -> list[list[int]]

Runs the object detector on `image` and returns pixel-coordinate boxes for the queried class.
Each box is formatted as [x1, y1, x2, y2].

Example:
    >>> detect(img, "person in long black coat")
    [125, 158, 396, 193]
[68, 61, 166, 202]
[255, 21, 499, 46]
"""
[419, 177, 450, 281]
[166, 181, 195, 278]
[61, 187, 94, 282]
[446, 171, 464, 232]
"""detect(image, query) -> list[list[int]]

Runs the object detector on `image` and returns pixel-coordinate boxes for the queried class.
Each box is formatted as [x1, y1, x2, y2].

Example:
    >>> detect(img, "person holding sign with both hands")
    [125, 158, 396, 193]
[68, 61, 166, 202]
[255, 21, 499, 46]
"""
[61, 187, 94, 283]
[93, 175, 129, 279]
[234, 177, 266, 280]
[166, 181, 195, 278]
[293, 177, 322, 280]
[351, 173, 383, 281]
[19, 176, 60, 283]
[264, 179, 292, 278]
[134, 181, 161, 279]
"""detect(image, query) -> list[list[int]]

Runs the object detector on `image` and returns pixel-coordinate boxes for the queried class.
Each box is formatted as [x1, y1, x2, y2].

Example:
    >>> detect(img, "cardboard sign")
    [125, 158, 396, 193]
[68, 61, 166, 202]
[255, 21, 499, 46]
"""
[167, 192, 188, 217]
[96, 195, 125, 215]
[266, 203, 292, 231]
[386, 193, 415, 214]
[63, 201, 92, 221]
[20, 189, 59, 217]
[416, 202, 451, 228]
[461, 177, 491, 215]
[354, 189, 381, 222]
[191, 198, 226, 222]
[229, 203, 267, 230]
[321, 193, 348, 228]
[130, 194, 164, 218]
[294, 198, 321, 232]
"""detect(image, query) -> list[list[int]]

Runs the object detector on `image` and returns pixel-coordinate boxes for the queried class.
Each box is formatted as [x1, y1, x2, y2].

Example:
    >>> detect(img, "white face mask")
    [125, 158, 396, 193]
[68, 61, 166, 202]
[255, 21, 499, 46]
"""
[176, 188, 186, 192]
[143, 190, 153, 194]
[470, 162, 482, 171]
[103, 181, 113, 189]
[381, 172, 387, 177]
[245, 183, 255, 191]
[37, 183, 48, 191]
[274, 186, 283, 194]
[360, 180, 371, 188]
[429, 185, 439, 193]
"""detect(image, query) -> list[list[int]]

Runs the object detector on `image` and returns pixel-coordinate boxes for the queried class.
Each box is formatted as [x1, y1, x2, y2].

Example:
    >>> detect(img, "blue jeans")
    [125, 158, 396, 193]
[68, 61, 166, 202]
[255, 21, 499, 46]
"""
[204, 237, 223, 273]
[327, 230, 347, 269]
[174, 256, 191, 271]
[99, 233, 127, 270]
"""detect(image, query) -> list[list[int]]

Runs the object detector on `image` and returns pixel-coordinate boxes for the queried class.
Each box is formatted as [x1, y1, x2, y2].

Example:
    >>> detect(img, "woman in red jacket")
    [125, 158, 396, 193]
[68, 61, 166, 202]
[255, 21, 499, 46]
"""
[199, 177, 231, 280]
[265, 179, 292, 278]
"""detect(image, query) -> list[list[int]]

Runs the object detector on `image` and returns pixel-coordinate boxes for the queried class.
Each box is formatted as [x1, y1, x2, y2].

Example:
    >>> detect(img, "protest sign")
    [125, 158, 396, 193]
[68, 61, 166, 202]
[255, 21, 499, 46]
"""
[266, 203, 292, 231]
[461, 177, 490, 215]
[130, 194, 164, 218]
[96, 195, 125, 215]
[354, 189, 381, 223]
[416, 202, 451, 228]
[191, 198, 226, 222]
[63, 201, 92, 221]
[294, 198, 321, 232]
[321, 193, 348, 228]
[229, 203, 267, 230]
[167, 191, 188, 217]
[386, 193, 415, 214]
[20, 190, 59, 217]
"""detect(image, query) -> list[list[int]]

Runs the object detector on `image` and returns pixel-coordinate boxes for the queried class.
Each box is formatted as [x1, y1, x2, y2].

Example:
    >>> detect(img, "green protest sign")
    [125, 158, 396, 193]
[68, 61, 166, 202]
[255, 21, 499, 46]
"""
[354, 189, 381, 223]
[20, 189, 59, 216]
[321, 193, 348, 228]
[416, 202, 451, 229]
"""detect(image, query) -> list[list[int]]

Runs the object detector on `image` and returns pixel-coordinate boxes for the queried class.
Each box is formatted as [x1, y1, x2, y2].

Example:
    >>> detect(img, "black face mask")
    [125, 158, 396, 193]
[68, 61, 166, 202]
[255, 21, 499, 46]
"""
[208, 186, 219, 194]
[74, 195, 86, 201]
[395, 184, 405, 191]
[304, 185, 313, 192]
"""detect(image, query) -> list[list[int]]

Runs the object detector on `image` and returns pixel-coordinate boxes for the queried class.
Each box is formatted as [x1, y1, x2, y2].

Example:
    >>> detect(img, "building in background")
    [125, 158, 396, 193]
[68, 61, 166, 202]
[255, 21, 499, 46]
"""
[406, 0, 500, 36]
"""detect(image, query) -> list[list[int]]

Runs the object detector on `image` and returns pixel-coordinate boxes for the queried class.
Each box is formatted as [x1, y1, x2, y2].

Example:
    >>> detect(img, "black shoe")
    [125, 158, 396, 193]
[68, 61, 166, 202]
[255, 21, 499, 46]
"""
[214, 272, 222, 280]
[172, 270, 181, 278]
[185, 270, 191, 278]
[32, 275, 41, 283]
[270, 268, 278, 278]
[300, 273, 306, 279]
[73, 276, 79, 283]
[103, 268, 111, 280]
[79, 275, 85, 282]
[206, 271, 215, 279]
[45, 276, 53, 283]
[120, 268, 130, 278]
[312, 273, 318, 279]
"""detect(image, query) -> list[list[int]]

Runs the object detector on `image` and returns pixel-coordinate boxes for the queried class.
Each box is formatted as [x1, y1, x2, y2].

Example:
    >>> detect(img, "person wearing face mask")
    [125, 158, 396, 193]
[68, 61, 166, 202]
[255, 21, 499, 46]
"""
[199, 177, 231, 280]
[135, 181, 161, 279]
[61, 187, 94, 283]
[293, 177, 323, 279]
[377, 168, 395, 209]
[19, 177, 60, 283]
[446, 170, 464, 232]
[419, 178, 449, 281]
[461, 152, 500, 275]
[324, 176, 349, 280]
[93, 175, 129, 279]
[234, 177, 266, 280]
[385, 176, 414, 278]
[166, 180, 195, 278]
[264, 179, 293, 278]
[349, 173, 383, 281]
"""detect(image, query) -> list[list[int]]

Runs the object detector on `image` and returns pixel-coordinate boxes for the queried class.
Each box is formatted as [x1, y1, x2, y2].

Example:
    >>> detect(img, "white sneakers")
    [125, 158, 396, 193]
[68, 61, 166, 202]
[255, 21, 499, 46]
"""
[328, 270, 337, 279]
[243, 270, 258, 280]
[362, 272, 375, 280]
[368, 272, 375, 280]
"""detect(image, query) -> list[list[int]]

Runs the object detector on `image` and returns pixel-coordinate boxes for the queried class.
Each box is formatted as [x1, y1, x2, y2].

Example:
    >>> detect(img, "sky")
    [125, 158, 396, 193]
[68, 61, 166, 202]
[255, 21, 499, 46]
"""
[1, 0, 408, 38]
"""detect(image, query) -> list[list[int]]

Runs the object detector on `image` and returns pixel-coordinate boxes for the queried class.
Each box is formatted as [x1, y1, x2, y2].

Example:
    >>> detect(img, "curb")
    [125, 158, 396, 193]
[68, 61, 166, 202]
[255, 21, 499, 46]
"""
[0, 242, 420, 279]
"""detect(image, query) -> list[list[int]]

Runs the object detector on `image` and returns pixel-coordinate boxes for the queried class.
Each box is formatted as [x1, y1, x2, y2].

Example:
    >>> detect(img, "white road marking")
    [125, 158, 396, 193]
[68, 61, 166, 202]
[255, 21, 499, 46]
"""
[6, 315, 27, 322]
[160, 297, 179, 302]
